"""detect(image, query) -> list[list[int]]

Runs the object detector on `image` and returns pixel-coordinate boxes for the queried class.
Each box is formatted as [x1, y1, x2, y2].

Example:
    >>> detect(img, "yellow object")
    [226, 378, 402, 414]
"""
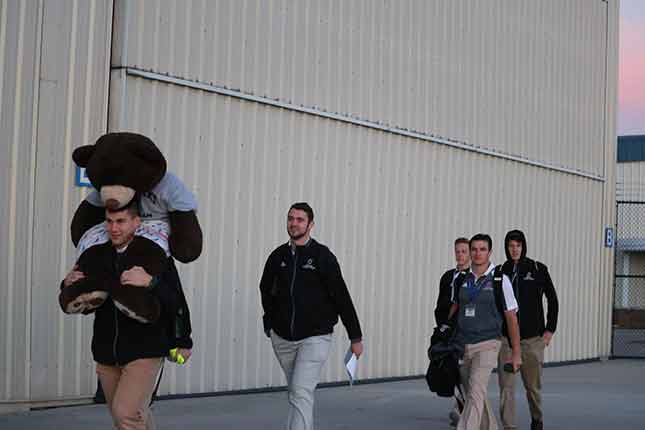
[169, 348, 185, 365]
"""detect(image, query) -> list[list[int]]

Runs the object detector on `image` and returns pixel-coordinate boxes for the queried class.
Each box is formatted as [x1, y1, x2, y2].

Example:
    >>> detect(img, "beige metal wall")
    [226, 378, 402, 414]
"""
[0, 0, 41, 407]
[110, 72, 611, 396]
[0, 0, 113, 410]
[113, 0, 608, 177]
[617, 162, 645, 201]
[1, 0, 618, 406]
[108, 0, 618, 392]
[109, 0, 618, 395]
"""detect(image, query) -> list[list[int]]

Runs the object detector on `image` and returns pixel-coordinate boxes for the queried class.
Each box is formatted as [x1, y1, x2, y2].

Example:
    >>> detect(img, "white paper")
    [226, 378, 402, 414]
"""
[344, 348, 358, 385]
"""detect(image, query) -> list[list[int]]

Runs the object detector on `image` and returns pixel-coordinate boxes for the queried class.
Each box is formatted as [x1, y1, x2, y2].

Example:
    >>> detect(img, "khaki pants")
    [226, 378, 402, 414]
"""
[96, 358, 164, 430]
[271, 331, 332, 430]
[498, 336, 545, 429]
[458, 339, 501, 430]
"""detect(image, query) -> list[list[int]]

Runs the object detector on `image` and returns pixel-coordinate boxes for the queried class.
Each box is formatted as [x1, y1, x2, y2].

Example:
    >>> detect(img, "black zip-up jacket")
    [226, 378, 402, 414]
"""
[435, 268, 457, 326]
[260, 239, 362, 342]
[502, 230, 559, 339]
[63, 253, 193, 366]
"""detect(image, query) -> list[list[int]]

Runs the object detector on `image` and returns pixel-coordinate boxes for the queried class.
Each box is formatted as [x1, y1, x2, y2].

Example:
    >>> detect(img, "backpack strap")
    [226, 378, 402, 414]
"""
[492, 265, 510, 342]
[492, 265, 505, 316]
[447, 271, 468, 326]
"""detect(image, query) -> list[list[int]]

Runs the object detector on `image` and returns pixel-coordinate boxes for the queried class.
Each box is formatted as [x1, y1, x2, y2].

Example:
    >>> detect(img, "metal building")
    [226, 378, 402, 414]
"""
[1, 0, 619, 411]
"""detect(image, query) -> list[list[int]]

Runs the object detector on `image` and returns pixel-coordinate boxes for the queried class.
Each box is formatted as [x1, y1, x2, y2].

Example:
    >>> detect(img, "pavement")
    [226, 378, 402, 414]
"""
[2, 359, 644, 429]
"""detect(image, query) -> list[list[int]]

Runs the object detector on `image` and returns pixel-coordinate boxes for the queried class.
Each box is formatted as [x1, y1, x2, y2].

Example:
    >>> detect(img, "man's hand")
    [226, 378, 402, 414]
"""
[177, 348, 192, 363]
[543, 331, 554, 347]
[63, 265, 85, 287]
[351, 341, 364, 359]
[509, 351, 522, 373]
[121, 266, 153, 287]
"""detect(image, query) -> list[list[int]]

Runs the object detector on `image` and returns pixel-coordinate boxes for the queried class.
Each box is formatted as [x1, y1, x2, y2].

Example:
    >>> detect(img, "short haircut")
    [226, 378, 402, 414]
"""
[106, 198, 140, 218]
[469, 233, 492, 251]
[506, 230, 524, 243]
[454, 237, 469, 247]
[289, 202, 314, 223]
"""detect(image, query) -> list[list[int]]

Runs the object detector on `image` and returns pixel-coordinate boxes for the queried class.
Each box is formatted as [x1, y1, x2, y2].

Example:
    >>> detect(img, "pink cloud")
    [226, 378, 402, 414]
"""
[618, 18, 645, 134]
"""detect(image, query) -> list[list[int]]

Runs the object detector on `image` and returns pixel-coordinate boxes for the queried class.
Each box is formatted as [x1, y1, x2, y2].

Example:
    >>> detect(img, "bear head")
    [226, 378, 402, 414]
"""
[73, 132, 167, 210]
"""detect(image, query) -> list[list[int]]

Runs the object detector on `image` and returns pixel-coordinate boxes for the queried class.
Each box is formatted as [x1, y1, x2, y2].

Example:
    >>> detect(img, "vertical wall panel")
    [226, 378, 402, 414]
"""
[0, 0, 112, 409]
[28, 0, 112, 403]
[599, 0, 619, 358]
[0, 0, 41, 406]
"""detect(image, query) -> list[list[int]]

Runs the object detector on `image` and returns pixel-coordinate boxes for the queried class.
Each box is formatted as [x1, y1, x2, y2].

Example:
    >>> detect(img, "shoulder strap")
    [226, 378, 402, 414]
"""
[492, 265, 511, 341]
[453, 271, 467, 301]
[492, 265, 505, 315]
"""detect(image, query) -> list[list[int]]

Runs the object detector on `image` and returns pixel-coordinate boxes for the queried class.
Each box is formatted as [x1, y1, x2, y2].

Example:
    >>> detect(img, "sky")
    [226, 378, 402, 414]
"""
[619, 0, 645, 135]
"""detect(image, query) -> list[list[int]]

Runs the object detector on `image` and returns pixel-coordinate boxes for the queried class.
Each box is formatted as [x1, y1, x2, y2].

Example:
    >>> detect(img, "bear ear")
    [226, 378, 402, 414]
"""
[129, 136, 167, 181]
[72, 145, 96, 167]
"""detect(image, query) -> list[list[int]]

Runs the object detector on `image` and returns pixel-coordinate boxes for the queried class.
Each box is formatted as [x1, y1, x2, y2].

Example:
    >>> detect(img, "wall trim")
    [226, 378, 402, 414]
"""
[123, 67, 605, 182]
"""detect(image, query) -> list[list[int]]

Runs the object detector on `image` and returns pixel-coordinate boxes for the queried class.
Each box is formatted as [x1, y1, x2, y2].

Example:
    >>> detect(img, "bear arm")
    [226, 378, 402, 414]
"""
[71, 201, 105, 246]
[168, 210, 203, 263]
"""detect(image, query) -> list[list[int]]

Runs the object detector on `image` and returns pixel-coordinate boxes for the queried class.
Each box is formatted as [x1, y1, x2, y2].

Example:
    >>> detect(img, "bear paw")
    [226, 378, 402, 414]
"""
[64, 291, 109, 314]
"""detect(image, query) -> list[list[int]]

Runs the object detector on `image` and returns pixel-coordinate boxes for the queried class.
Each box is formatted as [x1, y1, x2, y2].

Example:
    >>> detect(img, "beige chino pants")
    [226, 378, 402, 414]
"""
[458, 339, 501, 430]
[498, 336, 545, 429]
[96, 358, 164, 430]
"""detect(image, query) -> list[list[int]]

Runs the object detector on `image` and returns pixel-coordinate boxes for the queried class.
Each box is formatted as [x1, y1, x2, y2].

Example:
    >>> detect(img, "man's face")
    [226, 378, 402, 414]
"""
[106, 209, 140, 247]
[454, 242, 470, 268]
[287, 209, 313, 241]
[470, 240, 491, 266]
[508, 239, 523, 262]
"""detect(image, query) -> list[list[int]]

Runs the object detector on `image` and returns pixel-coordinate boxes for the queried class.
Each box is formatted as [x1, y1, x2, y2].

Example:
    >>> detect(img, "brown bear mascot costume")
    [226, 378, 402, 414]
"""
[59, 132, 202, 325]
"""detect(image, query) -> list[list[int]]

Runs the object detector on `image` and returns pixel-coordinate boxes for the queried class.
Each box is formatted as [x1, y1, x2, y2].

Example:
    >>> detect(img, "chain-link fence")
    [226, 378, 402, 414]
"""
[613, 202, 645, 358]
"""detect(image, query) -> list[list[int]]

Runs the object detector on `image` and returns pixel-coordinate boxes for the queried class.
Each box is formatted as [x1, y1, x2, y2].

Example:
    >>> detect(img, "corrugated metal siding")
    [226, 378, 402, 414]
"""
[110, 72, 610, 395]
[597, 0, 618, 359]
[0, 0, 113, 405]
[0, 0, 41, 404]
[113, 0, 607, 177]
[1, 0, 618, 405]
[617, 162, 645, 201]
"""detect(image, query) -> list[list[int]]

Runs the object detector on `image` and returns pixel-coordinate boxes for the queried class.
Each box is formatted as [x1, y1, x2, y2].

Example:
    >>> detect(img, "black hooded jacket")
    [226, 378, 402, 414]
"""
[435, 268, 464, 326]
[502, 230, 559, 339]
[259, 239, 362, 342]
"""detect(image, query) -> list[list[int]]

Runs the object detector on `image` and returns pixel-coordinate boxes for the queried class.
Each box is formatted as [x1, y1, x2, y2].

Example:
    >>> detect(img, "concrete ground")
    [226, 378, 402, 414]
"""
[2, 359, 644, 429]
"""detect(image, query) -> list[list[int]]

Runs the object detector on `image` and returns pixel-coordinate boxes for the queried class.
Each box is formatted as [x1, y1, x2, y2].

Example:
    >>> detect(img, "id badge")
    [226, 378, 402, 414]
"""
[465, 305, 476, 318]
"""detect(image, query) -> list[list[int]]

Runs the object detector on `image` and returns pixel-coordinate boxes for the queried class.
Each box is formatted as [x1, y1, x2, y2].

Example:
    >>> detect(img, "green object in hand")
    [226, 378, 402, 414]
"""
[169, 348, 185, 365]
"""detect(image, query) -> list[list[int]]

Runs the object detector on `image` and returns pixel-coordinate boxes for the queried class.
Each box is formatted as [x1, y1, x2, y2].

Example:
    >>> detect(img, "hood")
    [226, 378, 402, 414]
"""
[504, 229, 527, 261]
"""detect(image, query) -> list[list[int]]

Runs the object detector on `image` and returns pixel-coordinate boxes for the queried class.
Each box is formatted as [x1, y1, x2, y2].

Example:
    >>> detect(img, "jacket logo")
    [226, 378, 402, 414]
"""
[302, 258, 316, 270]
[280, 261, 286, 268]
[524, 272, 534, 281]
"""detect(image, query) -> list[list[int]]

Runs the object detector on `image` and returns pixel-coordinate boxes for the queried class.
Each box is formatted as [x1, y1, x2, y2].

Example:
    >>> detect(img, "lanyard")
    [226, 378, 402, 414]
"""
[465, 273, 489, 303]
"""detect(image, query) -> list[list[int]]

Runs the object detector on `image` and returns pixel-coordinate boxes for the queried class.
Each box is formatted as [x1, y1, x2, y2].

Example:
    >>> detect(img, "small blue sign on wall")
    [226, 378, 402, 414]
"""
[75, 166, 92, 187]
[604, 227, 614, 248]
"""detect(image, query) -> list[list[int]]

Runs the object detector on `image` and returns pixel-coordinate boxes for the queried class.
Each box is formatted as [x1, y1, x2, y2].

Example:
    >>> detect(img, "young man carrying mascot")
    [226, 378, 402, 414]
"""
[59, 132, 199, 427]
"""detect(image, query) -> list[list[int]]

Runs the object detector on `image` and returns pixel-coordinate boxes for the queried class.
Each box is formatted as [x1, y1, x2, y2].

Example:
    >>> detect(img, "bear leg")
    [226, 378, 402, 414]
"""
[59, 278, 109, 314]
